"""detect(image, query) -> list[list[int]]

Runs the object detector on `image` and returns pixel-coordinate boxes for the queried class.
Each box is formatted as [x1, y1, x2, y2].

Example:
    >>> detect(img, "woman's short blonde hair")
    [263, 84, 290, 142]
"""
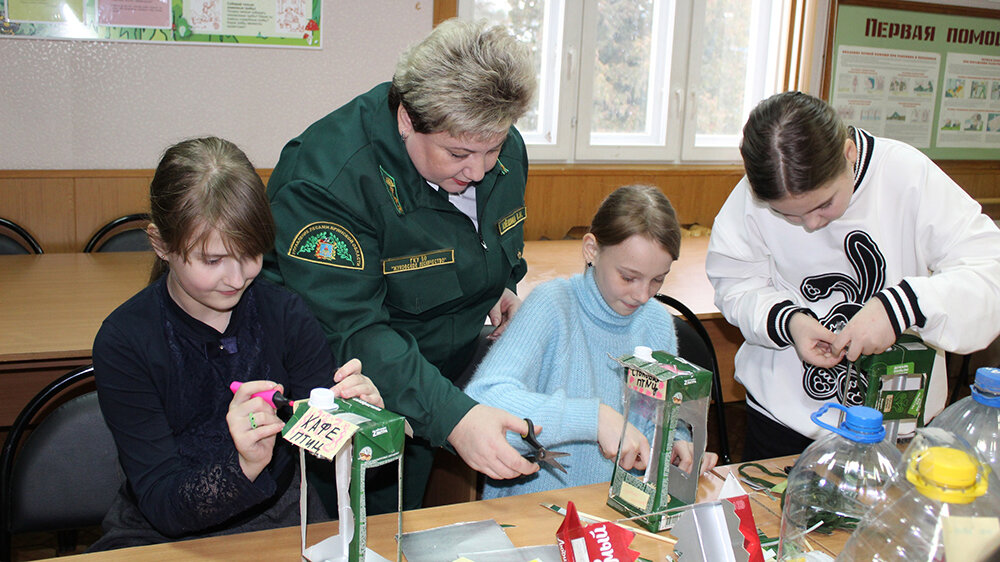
[390, 18, 536, 140]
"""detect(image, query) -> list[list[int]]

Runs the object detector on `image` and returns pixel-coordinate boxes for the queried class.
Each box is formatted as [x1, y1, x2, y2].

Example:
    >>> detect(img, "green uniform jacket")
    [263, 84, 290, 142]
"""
[263, 83, 528, 447]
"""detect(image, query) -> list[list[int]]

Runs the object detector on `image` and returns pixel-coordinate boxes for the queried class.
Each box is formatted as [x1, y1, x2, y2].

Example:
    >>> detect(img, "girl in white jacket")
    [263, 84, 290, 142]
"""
[707, 91, 1000, 460]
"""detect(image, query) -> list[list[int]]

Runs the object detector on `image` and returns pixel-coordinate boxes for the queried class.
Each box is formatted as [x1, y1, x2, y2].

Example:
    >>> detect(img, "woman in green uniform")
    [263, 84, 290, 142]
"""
[263, 18, 539, 512]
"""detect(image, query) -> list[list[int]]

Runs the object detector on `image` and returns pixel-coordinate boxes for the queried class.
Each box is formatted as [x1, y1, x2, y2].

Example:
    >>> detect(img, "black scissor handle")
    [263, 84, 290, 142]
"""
[520, 417, 542, 452]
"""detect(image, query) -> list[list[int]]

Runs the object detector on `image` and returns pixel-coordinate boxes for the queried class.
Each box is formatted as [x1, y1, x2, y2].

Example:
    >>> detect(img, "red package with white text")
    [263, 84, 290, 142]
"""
[724, 494, 764, 562]
[555, 501, 641, 562]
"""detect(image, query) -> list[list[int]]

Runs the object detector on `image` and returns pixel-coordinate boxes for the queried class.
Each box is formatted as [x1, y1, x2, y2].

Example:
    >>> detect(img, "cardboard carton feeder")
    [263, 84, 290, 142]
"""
[280, 388, 410, 562]
[853, 334, 936, 443]
[607, 347, 713, 532]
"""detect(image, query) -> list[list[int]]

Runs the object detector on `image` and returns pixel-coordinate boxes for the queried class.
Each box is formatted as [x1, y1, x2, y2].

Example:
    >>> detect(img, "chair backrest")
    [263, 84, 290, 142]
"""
[671, 316, 714, 376]
[655, 294, 732, 464]
[0, 218, 43, 255]
[0, 366, 123, 559]
[83, 213, 152, 253]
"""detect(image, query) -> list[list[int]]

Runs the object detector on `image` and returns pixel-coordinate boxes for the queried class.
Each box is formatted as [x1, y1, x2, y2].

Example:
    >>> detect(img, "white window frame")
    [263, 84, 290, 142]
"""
[679, 0, 785, 161]
[572, 0, 680, 161]
[459, 0, 788, 164]
[529, 0, 578, 161]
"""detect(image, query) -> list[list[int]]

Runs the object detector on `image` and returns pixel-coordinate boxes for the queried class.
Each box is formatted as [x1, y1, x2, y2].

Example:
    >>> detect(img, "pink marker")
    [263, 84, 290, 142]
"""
[229, 381, 294, 409]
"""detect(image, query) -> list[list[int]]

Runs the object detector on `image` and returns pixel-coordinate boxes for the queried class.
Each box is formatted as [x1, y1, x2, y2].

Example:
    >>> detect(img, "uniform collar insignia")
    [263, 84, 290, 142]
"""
[379, 166, 405, 215]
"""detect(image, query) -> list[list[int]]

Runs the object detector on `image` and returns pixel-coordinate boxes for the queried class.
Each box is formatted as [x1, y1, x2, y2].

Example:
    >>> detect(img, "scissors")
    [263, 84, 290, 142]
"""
[520, 418, 569, 473]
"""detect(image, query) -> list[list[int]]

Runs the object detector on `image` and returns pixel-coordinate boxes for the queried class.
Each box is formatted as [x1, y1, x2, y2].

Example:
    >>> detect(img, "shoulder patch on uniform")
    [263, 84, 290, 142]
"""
[497, 206, 526, 236]
[496, 158, 509, 175]
[287, 222, 364, 270]
[382, 249, 454, 275]
[379, 166, 405, 215]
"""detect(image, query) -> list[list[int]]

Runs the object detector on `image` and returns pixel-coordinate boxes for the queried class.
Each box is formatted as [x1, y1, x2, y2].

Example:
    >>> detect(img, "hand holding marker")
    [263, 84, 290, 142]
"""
[229, 381, 294, 409]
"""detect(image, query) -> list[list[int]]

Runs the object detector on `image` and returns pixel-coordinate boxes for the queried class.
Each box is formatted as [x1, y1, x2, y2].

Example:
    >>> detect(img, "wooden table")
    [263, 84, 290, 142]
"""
[0, 252, 152, 363]
[0, 237, 744, 429]
[53, 455, 845, 561]
[0, 252, 153, 427]
[0, 239, 721, 365]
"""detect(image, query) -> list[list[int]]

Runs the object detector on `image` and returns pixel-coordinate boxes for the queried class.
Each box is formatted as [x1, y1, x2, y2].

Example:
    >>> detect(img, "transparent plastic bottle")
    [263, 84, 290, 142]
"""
[837, 427, 1000, 561]
[929, 366, 1000, 473]
[778, 404, 901, 561]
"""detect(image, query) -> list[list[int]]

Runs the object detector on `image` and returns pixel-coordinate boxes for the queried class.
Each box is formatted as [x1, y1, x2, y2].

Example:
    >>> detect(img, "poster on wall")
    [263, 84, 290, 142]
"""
[936, 52, 1000, 148]
[832, 45, 939, 148]
[830, 4, 1000, 159]
[0, 0, 320, 47]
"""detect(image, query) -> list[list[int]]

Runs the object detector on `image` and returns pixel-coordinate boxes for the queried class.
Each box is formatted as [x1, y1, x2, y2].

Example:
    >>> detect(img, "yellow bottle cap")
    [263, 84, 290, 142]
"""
[906, 446, 988, 504]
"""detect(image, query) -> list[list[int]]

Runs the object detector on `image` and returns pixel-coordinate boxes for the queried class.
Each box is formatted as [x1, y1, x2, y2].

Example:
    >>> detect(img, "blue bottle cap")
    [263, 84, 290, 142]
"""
[843, 406, 885, 439]
[811, 403, 886, 443]
[972, 367, 1000, 407]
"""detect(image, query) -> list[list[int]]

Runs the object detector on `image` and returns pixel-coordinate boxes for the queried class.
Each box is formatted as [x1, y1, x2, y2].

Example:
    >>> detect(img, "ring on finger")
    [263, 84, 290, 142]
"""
[249, 412, 258, 430]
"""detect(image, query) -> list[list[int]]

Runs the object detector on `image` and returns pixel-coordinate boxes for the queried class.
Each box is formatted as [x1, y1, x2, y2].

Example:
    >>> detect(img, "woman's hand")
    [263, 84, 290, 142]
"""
[226, 380, 285, 482]
[597, 404, 650, 471]
[487, 288, 522, 340]
[330, 358, 384, 408]
[788, 311, 842, 368]
[448, 404, 540, 480]
[670, 440, 720, 474]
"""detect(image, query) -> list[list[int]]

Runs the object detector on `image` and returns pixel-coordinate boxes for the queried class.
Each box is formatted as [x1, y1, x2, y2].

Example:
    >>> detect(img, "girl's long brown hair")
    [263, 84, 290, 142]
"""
[148, 137, 275, 284]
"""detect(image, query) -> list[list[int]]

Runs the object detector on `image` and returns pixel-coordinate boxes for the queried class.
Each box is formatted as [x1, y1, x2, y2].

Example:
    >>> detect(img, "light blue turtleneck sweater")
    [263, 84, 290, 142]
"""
[465, 268, 678, 499]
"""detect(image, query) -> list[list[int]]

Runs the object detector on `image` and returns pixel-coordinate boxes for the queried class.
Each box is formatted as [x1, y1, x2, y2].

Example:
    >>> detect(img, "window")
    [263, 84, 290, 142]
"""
[459, 0, 788, 163]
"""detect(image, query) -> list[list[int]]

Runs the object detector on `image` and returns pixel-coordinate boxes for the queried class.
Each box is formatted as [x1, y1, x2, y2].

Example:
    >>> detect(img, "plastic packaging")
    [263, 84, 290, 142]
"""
[778, 404, 900, 561]
[837, 427, 1000, 561]
[928, 366, 1000, 472]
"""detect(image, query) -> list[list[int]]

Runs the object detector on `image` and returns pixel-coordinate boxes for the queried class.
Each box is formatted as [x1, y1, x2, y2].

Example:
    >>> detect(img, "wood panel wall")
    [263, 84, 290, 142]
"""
[0, 169, 269, 254]
[1, 162, 997, 253]
[523, 164, 744, 241]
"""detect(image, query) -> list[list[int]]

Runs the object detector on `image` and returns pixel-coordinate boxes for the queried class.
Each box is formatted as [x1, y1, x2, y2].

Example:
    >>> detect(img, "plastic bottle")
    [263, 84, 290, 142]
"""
[837, 427, 1000, 561]
[928, 366, 1000, 473]
[777, 404, 901, 561]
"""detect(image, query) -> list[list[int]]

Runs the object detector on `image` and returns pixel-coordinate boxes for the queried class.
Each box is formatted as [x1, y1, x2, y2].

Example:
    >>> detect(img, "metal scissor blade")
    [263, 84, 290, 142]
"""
[537, 449, 570, 473]
[520, 417, 570, 473]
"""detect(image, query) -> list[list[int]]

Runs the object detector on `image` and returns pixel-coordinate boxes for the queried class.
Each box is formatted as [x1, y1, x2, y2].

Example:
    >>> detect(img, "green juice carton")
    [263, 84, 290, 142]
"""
[853, 334, 936, 443]
[281, 391, 409, 562]
[607, 347, 713, 532]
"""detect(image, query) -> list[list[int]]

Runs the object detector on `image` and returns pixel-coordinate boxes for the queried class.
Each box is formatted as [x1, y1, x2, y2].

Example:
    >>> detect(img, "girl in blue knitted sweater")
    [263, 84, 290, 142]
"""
[465, 185, 718, 499]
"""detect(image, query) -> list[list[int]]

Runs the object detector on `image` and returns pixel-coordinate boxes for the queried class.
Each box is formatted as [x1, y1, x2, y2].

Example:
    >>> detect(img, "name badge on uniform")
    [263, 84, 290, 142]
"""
[382, 249, 455, 275]
[497, 206, 526, 236]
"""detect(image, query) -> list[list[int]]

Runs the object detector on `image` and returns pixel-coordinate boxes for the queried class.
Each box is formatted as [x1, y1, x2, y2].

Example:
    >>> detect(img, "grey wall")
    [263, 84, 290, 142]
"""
[1, 1, 432, 169]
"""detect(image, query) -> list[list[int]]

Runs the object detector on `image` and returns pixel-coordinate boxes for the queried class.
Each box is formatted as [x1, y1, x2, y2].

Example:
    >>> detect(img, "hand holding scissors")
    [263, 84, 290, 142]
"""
[520, 418, 569, 473]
